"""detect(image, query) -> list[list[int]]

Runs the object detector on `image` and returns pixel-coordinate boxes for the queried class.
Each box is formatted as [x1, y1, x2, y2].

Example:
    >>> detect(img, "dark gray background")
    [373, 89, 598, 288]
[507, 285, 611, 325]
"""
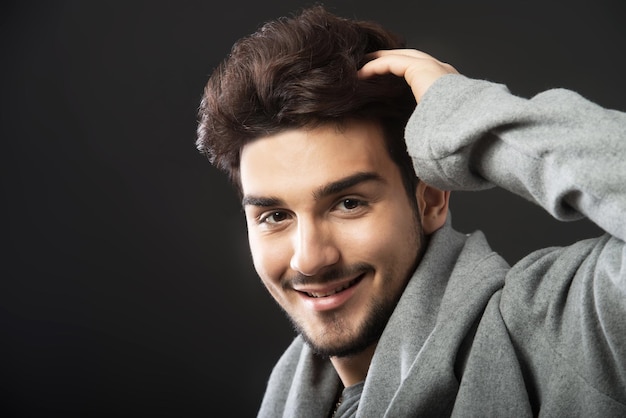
[2, 0, 624, 416]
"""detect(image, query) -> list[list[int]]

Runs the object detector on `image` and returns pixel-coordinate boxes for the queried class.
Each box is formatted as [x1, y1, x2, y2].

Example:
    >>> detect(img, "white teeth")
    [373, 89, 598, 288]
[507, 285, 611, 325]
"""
[306, 279, 355, 298]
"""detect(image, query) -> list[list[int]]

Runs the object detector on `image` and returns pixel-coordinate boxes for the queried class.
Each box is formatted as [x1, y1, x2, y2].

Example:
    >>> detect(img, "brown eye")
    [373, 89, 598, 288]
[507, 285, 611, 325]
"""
[336, 198, 367, 212]
[262, 211, 289, 224]
[342, 199, 361, 210]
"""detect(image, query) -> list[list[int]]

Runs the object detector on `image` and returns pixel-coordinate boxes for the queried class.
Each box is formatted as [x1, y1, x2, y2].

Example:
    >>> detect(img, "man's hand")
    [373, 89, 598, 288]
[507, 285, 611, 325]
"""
[358, 49, 459, 103]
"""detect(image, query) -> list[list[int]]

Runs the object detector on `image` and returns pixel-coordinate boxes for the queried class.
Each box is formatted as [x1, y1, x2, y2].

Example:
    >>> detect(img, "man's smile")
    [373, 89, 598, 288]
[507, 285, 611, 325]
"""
[293, 273, 366, 298]
[293, 273, 368, 312]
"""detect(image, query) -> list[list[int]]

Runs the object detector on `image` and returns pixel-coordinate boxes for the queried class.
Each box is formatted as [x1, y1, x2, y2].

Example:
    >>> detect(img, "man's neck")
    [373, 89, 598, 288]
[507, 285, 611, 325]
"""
[330, 343, 377, 387]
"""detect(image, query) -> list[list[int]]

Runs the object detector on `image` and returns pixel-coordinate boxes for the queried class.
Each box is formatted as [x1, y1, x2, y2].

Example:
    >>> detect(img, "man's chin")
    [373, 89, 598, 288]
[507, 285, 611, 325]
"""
[286, 291, 397, 358]
[297, 320, 384, 359]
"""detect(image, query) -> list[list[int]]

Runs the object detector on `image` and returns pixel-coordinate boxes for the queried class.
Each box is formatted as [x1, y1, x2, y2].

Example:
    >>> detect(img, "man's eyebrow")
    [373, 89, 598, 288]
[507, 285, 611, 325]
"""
[241, 172, 384, 208]
[241, 196, 284, 207]
[313, 172, 385, 200]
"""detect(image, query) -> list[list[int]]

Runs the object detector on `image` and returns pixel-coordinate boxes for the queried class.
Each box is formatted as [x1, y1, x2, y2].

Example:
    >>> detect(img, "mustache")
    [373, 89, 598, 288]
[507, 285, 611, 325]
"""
[285, 262, 375, 288]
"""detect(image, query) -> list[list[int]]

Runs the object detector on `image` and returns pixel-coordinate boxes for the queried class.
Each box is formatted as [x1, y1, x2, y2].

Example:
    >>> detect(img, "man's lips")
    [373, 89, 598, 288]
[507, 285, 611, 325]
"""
[293, 274, 365, 298]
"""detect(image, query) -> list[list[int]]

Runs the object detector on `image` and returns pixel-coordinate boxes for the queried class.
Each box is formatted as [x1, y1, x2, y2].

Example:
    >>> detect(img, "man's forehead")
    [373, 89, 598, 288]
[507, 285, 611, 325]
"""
[240, 124, 390, 195]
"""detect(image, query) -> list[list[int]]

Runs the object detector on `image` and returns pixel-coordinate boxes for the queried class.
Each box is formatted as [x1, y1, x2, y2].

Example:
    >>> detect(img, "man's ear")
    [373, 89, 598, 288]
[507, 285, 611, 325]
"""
[416, 182, 450, 235]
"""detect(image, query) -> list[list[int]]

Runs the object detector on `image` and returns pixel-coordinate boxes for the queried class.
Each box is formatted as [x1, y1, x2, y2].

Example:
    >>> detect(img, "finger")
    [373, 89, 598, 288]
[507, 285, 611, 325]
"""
[357, 54, 429, 79]
[365, 49, 436, 61]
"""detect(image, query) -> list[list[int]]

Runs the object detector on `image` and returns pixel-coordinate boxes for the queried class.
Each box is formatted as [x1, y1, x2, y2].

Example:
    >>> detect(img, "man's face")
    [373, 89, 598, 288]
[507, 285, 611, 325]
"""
[240, 120, 423, 357]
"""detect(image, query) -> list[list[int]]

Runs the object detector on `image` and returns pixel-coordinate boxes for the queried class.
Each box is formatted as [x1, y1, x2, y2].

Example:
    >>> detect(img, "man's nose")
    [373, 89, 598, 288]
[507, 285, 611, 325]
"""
[289, 219, 340, 277]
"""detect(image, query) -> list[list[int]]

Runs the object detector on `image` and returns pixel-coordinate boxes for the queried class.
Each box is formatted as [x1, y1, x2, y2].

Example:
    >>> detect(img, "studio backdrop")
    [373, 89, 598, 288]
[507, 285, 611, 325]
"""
[1, 1, 623, 416]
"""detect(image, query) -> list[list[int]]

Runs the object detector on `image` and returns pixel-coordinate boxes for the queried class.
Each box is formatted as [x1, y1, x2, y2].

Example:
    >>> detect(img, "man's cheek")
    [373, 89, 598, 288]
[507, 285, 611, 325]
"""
[250, 239, 284, 283]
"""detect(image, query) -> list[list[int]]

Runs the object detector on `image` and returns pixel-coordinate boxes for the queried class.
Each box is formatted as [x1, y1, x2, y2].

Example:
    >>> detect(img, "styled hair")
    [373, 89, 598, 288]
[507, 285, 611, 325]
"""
[196, 5, 418, 196]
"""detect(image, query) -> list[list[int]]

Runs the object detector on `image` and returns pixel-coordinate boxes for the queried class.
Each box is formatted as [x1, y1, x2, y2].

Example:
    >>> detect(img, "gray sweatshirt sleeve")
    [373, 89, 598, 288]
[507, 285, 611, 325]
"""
[405, 74, 626, 242]
[406, 75, 626, 411]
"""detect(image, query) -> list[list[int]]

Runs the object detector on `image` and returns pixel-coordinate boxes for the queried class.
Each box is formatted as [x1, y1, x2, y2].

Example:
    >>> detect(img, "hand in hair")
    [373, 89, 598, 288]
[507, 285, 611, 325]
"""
[358, 49, 458, 103]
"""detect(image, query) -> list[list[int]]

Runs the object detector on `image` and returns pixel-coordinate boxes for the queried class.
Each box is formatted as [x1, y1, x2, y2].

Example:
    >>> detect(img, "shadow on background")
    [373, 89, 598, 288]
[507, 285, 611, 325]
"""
[1, 0, 623, 416]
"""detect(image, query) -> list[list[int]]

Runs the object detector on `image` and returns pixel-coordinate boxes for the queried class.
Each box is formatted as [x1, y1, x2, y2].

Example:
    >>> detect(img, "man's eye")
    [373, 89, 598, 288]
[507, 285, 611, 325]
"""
[337, 199, 365, 211]
[260, 211, 289, 224]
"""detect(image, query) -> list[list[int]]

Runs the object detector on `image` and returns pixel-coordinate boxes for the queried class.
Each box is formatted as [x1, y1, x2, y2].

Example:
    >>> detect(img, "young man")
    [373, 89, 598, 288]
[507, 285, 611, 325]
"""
[196, 6, 626, 417]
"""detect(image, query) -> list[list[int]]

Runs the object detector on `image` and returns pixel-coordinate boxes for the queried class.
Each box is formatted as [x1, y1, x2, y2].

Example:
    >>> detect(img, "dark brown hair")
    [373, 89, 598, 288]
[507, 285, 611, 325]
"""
[196, 5, 418, 197]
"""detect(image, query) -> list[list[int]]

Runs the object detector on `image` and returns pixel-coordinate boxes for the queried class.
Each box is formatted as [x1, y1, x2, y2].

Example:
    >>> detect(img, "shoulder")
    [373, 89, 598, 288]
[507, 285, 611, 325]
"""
[500, 234, 626, 406]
